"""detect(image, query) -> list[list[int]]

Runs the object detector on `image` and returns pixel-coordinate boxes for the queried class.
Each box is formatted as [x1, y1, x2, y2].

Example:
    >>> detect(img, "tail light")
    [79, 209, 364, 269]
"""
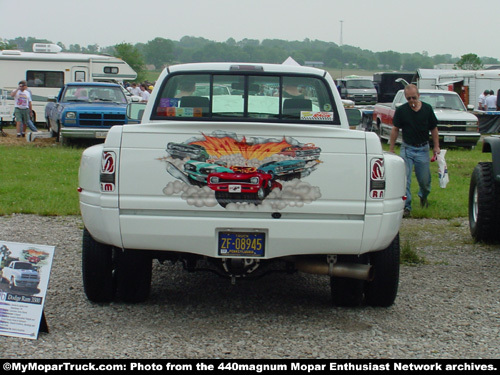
[100, 151, 116, 192]
[369, 158, 386, 199]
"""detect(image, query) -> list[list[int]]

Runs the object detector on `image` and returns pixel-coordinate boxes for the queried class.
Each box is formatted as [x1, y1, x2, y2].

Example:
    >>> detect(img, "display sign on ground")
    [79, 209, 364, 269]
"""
[0, 240, 55, 339]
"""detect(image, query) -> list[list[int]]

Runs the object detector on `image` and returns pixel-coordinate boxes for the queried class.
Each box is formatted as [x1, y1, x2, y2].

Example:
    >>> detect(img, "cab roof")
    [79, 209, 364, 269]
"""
[166, 62, 327, 77]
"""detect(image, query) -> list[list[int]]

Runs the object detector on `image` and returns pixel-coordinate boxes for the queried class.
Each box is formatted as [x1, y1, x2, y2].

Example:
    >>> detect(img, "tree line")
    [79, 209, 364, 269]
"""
[2, 36, 498, 81]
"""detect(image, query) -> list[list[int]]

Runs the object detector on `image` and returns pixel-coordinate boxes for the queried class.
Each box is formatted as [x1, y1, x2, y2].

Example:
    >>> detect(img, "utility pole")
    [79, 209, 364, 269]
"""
[340, 20, 344, 78]
[339, 20, 343, 46]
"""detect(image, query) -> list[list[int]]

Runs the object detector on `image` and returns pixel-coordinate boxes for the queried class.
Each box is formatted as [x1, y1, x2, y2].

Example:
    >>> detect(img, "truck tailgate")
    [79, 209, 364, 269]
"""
[116, 122, 370, 256]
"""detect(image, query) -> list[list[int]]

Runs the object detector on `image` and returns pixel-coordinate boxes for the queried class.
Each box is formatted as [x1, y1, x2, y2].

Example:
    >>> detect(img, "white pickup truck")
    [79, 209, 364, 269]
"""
[1, 261, 40, 290]
[78, 63, 406, 307]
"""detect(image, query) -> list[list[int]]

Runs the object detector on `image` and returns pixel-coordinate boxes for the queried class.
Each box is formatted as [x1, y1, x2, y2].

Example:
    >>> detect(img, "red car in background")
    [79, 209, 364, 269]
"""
[208, 166, 282, 207]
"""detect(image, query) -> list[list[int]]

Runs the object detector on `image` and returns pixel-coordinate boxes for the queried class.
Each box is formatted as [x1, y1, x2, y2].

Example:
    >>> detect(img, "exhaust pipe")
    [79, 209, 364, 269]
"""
[295, 260, 373, 281]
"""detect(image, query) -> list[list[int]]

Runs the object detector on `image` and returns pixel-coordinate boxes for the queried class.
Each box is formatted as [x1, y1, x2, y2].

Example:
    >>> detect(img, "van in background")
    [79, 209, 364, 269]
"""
[336, 75, 377, 105]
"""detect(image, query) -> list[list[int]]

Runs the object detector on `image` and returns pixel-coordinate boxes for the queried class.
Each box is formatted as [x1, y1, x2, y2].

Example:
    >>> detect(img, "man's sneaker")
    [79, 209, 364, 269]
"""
[403, 208, 411, 218]
[420, 196, 428, 208]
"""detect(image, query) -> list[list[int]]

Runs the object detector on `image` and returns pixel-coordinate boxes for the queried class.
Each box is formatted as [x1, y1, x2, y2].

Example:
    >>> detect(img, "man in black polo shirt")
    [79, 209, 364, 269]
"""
[389, 84, 440, 217]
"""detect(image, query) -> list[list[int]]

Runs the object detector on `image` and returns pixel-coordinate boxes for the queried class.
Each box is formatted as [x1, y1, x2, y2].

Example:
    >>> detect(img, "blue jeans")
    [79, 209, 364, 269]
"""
[26, 118, 38, 132]
[14, 108, 38, 132]
[400, 143, 431, 211]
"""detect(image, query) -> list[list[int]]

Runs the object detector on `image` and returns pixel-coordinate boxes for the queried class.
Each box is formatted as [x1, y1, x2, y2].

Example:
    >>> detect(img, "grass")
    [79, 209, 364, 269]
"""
[384, 142, 486, 219]
[0, 144, 83, 215]
[0, 137, 490, 217]
[143, 70, 162, 83]
[400, 238, 428, 266]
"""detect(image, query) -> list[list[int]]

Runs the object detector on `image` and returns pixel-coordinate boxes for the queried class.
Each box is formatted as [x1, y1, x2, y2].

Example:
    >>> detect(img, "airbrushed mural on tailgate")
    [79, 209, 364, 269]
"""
[159, 131, 322, 210]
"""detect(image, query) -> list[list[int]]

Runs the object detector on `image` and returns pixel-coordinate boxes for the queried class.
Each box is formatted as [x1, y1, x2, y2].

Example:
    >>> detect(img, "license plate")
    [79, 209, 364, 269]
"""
[218, 231, 265, 257]
[444, 135, 456, 142]
[96, 131, 108, 138]
[229, 185, 241, 193]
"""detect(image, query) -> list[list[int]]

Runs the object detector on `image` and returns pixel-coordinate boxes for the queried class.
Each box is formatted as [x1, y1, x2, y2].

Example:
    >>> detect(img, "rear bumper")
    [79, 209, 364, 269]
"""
[80, 203, 403, 259]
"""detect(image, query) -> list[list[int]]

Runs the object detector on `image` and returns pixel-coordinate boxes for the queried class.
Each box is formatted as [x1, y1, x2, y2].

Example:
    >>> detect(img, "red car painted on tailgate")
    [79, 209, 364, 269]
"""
[208, 166, 282, 207]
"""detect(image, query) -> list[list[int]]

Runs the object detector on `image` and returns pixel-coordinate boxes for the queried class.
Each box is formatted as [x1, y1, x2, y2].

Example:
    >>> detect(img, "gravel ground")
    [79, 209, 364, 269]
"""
[0, 214, 499, 359]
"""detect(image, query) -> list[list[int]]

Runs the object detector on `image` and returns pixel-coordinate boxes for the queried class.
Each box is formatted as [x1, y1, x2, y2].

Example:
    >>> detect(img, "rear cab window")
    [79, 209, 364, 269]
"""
[151, 68, 340, 125]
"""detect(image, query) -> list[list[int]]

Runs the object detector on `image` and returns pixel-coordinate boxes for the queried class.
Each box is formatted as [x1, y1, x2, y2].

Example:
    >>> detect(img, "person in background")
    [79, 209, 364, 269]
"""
[484, 90, 497, 111]
[10, 80, 37, 137]
[23, 82, 38, 133]
[175, 81, 196, 98]
[389, 84, 440, 218]
[130, 82, 142, 97]
[478, 89, 489, 110]
[139, 84, 150, 102]
[76, 89, 89, 101]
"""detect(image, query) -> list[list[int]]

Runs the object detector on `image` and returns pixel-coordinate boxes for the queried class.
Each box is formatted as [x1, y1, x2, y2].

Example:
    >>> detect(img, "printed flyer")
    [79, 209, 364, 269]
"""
[0, 240, 55, 339]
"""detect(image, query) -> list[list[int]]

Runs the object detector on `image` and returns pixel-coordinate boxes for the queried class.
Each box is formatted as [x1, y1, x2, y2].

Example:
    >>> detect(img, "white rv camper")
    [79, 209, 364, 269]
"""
[0, 43, 137, 124]
[415, 69, 457, 90]
[436, 70, 500, 109]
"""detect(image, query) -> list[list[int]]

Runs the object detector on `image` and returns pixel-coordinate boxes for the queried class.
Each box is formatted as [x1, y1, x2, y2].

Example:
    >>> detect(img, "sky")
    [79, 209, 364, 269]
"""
[1, 0, 499, 59]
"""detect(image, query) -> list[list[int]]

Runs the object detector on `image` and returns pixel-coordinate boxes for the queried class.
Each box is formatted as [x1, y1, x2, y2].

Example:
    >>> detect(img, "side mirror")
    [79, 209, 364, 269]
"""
[47, 96, 57, 102]
[126, 102, 147, 124]
[345, 108, 362, 128]
[467, 104, 474, 111]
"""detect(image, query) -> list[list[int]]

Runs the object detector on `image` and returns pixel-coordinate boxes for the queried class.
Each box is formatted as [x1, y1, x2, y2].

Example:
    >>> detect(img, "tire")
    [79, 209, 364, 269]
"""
[55, 122, 61, 142]
[115, 249, 152, 303]
[82, 228, 116, 303]
[469, 162, 500, 243]
[330, 255, 366, 307]
[256, 186, 267, 201]
[365, 233, 400, 307]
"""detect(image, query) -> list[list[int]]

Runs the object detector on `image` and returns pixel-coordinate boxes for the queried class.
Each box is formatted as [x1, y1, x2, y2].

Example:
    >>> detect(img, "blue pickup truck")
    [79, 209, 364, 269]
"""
[45, 82, 134, 144]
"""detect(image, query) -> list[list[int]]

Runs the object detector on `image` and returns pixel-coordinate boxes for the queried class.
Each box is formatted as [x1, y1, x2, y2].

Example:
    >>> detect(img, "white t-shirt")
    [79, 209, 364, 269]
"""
[14, 89, 32, 109]
[485, 95, 497, 110]
[131, 87, 142, 96]
[478, 93, 485, 108]
[141, 90, 150, 102]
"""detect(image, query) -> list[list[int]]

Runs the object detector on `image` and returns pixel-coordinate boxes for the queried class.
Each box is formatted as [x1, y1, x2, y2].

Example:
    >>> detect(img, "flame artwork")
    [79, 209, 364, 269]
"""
[161, 130, 322, 210]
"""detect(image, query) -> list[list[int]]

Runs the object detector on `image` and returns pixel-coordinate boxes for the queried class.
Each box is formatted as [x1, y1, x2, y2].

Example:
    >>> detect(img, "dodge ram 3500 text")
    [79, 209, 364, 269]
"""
[78, 63, 406, 307]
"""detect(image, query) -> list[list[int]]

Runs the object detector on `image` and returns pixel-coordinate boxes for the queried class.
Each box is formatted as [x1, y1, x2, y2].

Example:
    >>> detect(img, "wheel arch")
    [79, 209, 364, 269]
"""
[482, 137, 500, 183]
